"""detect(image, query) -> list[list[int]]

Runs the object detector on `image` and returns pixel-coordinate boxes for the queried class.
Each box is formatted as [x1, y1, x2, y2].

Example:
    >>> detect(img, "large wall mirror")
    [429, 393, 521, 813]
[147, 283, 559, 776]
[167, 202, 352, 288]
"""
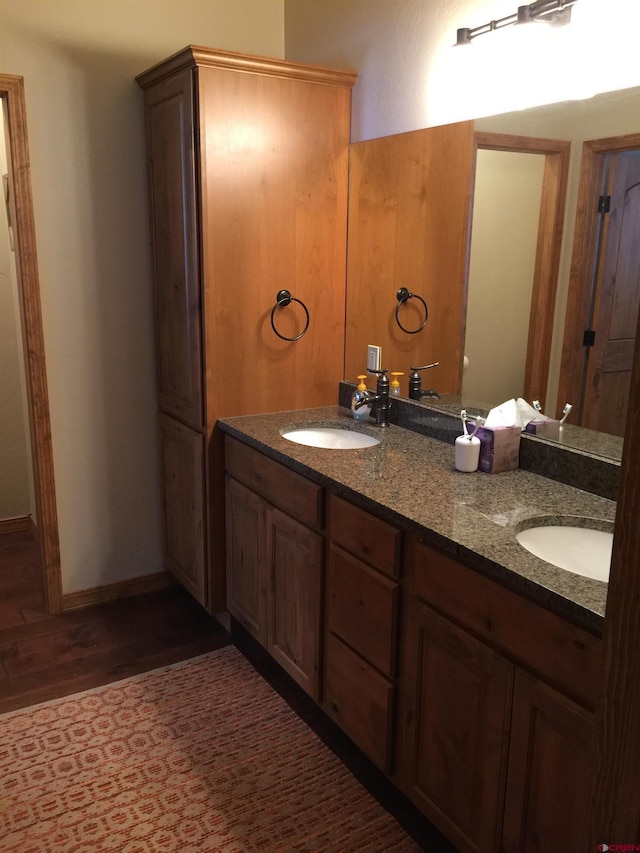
[345, 84, 640, 463]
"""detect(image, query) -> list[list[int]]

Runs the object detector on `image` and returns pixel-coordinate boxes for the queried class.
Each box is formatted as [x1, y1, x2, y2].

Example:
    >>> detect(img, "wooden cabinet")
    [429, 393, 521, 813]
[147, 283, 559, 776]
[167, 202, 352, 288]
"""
[137, 48, 355, 610]
[399, 537, 601, 853]
[502, 672, 594, 853]
[225, 437, 323, 699]
[400, 598, 513, 852]
[266, 506, 323, 699]
[225, 476, 266, 644]
[158, 414, 205, 603]
[322, 494, 401, 772]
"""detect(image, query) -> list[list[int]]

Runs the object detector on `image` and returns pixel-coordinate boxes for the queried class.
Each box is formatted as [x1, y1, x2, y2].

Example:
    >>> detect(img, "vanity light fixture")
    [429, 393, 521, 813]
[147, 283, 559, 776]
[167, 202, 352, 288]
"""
[456, 0, 579, 46]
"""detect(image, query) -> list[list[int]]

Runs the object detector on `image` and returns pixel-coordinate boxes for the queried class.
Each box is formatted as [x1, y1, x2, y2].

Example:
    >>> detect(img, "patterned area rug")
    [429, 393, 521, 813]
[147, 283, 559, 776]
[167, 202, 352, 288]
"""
[0, 646, 421, 852]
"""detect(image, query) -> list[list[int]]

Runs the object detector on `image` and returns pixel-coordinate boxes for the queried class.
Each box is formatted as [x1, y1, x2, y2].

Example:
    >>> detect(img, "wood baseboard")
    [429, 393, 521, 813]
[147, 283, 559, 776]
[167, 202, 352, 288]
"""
[62, 571, 178, 612]
[0, 515, 31, 536]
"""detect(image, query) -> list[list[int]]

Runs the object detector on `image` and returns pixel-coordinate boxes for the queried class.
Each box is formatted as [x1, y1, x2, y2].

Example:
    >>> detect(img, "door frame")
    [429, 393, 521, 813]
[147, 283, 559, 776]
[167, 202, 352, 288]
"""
[472, 132, 570, 404]
[556, 132, 640, 420]
[2, 74, 62, 614]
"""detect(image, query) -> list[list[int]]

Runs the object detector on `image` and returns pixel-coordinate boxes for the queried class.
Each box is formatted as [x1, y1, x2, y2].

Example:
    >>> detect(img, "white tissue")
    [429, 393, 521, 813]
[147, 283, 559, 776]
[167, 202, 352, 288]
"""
[483, 398, 549, 430]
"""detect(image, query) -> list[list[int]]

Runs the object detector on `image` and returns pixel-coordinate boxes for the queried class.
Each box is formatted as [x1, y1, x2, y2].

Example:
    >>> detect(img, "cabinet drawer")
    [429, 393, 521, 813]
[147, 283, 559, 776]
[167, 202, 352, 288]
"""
[410, 538, 601, 710]
[328, 493, 401, 577]
[323, 632, 394, 773]
[327, 544, 398, 677]
[225, 436, 322, 530]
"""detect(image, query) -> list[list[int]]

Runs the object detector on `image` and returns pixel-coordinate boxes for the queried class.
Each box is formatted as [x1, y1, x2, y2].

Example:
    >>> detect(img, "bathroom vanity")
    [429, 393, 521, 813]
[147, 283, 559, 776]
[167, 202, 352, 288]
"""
[219, 406, 611, 853]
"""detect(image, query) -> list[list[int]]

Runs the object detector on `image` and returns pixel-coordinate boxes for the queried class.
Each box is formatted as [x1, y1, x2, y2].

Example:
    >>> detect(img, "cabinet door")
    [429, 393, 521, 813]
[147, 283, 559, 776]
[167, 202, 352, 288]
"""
[323, 631, 395, 773]
[400, 600, 513, 853]
[144, 70, 202, 427]
[225, 477, 267, 645]
[502, 671, 594, 853]
[159, 415, 206, 605]
[199, 67, 351, 416]
[266, 505, 322, 700]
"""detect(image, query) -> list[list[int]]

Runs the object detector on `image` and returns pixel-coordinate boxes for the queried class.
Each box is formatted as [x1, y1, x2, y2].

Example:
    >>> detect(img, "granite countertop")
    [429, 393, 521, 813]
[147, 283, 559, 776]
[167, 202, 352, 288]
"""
[218, 406, 614, 636]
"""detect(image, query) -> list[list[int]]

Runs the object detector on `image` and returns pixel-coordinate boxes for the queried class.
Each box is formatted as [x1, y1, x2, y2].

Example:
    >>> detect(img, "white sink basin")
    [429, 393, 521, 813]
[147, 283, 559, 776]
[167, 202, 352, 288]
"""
[516, 522, 613, 581]
[281, 427, 380, 450]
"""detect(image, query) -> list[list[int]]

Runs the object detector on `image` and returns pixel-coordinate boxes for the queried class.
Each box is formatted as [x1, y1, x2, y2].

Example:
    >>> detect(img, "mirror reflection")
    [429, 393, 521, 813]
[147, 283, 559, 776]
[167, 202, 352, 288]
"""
[345, 84, 640, 462]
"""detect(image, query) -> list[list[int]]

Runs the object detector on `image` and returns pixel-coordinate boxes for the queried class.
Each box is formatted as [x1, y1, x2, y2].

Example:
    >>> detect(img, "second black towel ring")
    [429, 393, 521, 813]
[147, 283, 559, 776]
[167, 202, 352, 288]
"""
[270, 290, 310, 342]
[395, 287, 428, 335]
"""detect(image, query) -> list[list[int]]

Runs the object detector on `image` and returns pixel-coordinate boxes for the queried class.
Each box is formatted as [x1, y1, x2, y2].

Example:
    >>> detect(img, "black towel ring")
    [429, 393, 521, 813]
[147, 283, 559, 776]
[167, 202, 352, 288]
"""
[270, 290, 310, 341]
[395, 287, 428, 335]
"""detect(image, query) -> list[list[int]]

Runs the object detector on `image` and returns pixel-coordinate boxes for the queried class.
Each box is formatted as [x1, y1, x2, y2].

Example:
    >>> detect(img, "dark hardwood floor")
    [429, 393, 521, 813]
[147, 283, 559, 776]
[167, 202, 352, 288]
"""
[0, 529, 230, 713]
[0, 529, 455, 852]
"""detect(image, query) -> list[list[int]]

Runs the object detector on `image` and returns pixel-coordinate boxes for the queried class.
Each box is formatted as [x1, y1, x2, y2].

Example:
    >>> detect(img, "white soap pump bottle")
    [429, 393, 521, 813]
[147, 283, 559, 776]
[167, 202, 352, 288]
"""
[455, 410, 481, 473]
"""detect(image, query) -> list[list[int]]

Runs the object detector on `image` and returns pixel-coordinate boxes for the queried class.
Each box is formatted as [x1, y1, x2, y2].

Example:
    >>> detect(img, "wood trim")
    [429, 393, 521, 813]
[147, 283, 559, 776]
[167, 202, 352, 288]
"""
[62, 571, 177, 612]
[556, 132, 640, 420]
[1, 74, 62, 614]
[474, 132, 570, 404]
[136, 45, 357, 90]
[586, 288, 640, 842]
[0, 515, 31, 535]
[28, 512, 39, 542]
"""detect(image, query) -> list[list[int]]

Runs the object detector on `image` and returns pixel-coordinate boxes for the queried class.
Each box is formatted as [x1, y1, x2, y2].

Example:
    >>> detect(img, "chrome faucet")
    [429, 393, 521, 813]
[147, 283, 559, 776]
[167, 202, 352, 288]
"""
[353, 368, 391, 427]
[408, 363, 440, 401]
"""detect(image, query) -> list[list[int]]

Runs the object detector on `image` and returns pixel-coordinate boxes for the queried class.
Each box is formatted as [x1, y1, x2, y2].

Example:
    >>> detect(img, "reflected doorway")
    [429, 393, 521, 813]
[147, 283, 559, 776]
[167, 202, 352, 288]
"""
[464, 132, 570, 409]
[557, 133, 640, 437]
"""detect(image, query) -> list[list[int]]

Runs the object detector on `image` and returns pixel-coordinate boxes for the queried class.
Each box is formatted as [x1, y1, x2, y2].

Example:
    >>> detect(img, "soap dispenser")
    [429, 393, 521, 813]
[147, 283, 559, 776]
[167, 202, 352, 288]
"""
[351, 375, 371, 421]
[390, 372, 404, 396]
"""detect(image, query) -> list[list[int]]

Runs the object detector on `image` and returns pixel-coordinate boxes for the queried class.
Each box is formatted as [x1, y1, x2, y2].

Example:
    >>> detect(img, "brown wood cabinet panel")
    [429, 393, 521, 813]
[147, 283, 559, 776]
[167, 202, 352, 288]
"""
[144, 71, 203, 427]
[345, 121, 475, 396]
[502, 671, 593, 853]
[410, 538, 601, 710]
[326, 543, 398, 677]
[328, 493, 401, 577]
[158, 415, 206, 605]
[225, 476, 266, 644]
[323, 631, 395, 773]
[399, 600, 513, 853]
[198, 65, 353, 419]
[225, 436, 322, 530]
[266, 505, 323, 700]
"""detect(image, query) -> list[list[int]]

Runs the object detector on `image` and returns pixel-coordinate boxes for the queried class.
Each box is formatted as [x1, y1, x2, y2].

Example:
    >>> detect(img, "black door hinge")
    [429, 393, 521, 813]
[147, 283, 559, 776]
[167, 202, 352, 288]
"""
[598, 195, 611, 214]
[583, 329, 596, 347]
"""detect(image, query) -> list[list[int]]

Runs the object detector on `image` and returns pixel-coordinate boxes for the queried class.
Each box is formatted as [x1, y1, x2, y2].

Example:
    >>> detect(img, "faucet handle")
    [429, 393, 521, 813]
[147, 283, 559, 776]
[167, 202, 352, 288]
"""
[409, 362, 439, 373]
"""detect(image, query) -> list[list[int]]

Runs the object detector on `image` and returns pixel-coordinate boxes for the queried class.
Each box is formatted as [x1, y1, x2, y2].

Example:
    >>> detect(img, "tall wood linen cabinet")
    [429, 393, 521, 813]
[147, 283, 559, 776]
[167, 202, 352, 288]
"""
[137, 47, 356, 612]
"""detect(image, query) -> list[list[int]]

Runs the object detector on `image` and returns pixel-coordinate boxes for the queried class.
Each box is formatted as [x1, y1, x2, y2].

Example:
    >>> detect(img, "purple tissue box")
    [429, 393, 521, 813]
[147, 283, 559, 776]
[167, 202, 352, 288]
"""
[474, 424, 521, 474]
[524, 419, 561, 441]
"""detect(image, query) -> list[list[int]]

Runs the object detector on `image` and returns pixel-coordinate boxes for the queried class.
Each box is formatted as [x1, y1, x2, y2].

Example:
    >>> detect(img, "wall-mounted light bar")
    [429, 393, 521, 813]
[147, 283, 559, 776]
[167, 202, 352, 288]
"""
[456, 0, 580, 46]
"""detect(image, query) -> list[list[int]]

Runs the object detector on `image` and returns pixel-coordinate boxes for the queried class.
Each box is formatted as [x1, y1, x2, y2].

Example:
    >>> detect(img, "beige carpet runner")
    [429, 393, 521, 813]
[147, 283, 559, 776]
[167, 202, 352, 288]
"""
[0, 646, 421, 852]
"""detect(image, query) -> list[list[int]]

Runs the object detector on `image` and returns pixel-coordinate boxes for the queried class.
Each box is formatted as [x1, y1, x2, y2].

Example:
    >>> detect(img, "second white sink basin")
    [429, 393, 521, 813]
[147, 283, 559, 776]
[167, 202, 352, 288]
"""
[516, 522, 613, 582]
[281, 427, 380, 450]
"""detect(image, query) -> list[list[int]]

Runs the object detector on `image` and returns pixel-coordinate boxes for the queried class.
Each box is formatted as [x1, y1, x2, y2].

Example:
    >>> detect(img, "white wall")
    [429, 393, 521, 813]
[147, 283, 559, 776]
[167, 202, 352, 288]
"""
[285, 0, 640, 140]
[0, 0, 284, 594]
